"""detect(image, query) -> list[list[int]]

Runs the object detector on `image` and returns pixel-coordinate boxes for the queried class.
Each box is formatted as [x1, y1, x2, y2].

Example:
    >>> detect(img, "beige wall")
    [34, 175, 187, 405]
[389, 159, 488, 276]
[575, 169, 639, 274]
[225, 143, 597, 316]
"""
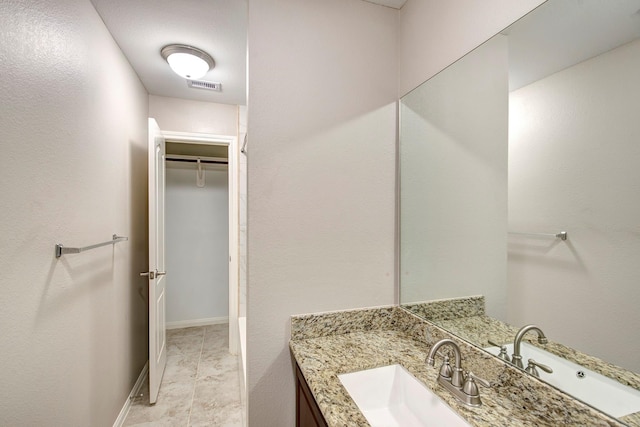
[245, 0, 553, 424]
[165, 166, 229, 324]
[400, 35, 509, 320]
[0, 0, 563, 425]
[398, 0, 545, 97]
[149, 95, 238, 136]
[508, 39, 640, 373]
[246, 0, 397, 425]
[238, 105, 247, 319]
[0, 0, 149, 425]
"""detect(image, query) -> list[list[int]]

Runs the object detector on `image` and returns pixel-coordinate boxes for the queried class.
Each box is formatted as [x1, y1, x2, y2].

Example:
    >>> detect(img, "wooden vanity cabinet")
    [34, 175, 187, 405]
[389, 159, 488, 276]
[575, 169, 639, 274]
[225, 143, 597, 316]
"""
[296, 362, 328, 427]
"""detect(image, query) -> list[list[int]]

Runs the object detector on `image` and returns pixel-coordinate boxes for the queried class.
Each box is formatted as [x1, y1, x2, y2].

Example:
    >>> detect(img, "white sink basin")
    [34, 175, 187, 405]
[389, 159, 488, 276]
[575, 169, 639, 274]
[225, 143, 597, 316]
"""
[338, 364, 471, 427]
[485, 342, 640, 417]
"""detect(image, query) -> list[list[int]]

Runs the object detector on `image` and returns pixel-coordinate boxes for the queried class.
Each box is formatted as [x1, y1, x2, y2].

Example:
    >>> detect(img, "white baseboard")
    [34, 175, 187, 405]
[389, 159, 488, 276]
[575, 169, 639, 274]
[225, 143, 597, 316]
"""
[166, 316, 228, 330]
[238, 317, 247, 427]
[113, 361, 148, 427]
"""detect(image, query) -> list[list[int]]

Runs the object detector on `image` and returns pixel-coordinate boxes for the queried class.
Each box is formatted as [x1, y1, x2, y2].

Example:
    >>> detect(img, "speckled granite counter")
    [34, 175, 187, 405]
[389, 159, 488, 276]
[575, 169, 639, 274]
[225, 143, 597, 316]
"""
[290, 306, 625, 427]
[434, 315, 640, 389]
[403, 298, 640, 426]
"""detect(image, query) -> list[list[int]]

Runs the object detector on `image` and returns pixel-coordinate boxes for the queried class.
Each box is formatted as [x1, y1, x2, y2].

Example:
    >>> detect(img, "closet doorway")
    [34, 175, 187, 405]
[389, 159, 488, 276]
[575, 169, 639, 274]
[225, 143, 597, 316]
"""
[162, 131, 239, 356]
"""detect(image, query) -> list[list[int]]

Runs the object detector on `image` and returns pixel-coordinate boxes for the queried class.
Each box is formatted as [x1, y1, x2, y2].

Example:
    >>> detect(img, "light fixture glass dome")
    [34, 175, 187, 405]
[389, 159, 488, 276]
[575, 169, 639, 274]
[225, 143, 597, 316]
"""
[161, 45, 215, 80]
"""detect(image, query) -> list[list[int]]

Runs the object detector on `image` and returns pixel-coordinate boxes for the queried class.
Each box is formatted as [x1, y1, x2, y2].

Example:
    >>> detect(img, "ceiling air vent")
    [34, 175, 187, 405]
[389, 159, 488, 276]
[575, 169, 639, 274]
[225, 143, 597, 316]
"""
[187, 79, 222, 91]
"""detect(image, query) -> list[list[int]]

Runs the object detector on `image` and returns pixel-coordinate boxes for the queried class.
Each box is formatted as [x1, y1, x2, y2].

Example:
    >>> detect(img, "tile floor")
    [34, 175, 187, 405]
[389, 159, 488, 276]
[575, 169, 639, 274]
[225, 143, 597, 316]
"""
[124, 323, 243, 427]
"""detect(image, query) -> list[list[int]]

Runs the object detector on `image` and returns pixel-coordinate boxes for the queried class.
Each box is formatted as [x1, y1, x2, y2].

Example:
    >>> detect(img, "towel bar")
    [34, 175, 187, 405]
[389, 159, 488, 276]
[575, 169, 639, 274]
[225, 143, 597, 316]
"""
[508, 231, 567, 241]
[55, 234, 128, 258]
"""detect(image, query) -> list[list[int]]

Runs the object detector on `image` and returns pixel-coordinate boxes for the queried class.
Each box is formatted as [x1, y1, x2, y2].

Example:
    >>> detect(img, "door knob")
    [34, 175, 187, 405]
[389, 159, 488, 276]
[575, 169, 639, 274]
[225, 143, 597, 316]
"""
[140, 270, 166, 279]
[140, 271, 155, 279]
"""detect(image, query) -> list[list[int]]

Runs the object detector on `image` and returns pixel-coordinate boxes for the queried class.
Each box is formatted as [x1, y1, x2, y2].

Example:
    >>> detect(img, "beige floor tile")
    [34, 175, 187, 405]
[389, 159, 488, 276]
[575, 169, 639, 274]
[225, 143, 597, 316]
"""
[189, 403, 243, 427]
[168, 334, 204, 356]
[196, 371, 240, 403]
[204, 329, 229, 349]
[189, 378, 242, 427]
[123, 380, 194, 426]
[168, 326, 206, 339]
[124, 323, 243, 427]
[197, 351, 238, 381]
[124, 421, 184, 427]
[205, 323, 227, 334]
[163, 352, 200, 383]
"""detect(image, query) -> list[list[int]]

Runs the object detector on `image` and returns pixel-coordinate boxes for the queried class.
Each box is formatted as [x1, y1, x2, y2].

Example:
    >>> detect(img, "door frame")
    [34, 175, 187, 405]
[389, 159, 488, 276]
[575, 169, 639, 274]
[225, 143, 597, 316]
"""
[162, 130, 239, 355]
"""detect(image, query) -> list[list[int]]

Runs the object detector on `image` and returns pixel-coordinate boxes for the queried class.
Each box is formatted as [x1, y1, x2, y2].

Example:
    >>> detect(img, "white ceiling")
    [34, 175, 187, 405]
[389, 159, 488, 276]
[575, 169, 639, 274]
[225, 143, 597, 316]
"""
[506, 0, 640, 90]
[95, 0, 640, 107]
[91, 0, 248, 105]
[90, 0, 407, 107]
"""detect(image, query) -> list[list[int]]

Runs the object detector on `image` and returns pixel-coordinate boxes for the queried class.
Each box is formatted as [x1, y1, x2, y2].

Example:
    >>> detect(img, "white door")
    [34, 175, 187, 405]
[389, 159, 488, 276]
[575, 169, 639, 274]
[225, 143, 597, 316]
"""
[144, 118, 167, 404]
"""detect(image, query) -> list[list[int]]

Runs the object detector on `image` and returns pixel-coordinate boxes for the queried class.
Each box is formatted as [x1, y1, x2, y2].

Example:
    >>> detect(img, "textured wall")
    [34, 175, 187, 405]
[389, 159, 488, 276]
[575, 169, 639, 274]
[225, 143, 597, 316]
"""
[398, 0, 545, 97]
[166, 166, 229, 325]
[508, 39, 640, 373]
[400, 35, 509, 321]
[0, 0, 149, 425]
[246, 0, 397, 425]
[149, 95, 238, 136]
[238, 105, 247, 319]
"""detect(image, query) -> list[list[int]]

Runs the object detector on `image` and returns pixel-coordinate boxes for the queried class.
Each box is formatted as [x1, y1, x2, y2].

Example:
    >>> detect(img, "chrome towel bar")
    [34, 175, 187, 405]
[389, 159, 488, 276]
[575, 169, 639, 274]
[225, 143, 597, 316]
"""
[508, 231, 567, 241]
[55, 234, 128, 258]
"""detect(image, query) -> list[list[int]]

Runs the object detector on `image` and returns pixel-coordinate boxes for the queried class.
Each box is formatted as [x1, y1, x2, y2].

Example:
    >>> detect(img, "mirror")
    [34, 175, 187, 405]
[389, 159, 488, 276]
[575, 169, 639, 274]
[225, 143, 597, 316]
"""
[399, 0, 640, 422]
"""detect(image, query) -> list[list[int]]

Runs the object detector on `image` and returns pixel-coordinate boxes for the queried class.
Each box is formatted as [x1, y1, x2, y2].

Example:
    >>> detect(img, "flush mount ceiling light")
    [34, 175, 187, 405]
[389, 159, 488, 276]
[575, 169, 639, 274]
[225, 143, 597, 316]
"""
[161, 44, 215, 80]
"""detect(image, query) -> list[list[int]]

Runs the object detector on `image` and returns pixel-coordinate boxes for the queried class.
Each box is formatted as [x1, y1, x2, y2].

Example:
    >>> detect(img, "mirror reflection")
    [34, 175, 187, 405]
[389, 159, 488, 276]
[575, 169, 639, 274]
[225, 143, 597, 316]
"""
[399, 0, 640, 422]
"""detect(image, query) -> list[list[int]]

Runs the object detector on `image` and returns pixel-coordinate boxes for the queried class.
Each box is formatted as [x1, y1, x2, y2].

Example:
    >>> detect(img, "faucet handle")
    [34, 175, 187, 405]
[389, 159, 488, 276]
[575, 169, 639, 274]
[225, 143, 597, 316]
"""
[462, 371, 490, 405]
[488, 340, 511, 362]
[465, 371, 491, 389]
[525, 359, 553, 377]
[487, 339, 503, 348]
[438, 355, 453, 380]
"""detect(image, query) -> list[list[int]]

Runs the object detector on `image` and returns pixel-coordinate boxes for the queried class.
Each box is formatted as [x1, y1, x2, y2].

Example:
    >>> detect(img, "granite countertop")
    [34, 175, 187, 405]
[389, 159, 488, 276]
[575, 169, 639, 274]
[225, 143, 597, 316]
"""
[433, 314, 640, 427]
[290, 306, 626, 427]
[291, 329, 549, 427]
[435, 314, 640, 389]
[403, 297, 640, 427]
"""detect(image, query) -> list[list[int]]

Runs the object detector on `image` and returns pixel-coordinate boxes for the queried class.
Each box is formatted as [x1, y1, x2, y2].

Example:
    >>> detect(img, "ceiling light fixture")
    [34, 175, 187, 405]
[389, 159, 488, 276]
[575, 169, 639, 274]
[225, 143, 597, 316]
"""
[161, 44, 215, 80]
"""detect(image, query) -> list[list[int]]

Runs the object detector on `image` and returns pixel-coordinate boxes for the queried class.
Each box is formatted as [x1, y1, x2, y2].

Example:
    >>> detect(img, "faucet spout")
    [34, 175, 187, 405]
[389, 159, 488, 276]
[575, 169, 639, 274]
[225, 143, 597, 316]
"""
[426, 338, 462, 369]
[512, 325, 548, 369]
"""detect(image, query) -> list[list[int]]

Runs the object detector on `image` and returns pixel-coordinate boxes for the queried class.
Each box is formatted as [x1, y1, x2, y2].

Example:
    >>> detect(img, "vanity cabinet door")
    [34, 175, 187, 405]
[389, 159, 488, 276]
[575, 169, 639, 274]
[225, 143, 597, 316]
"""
[296, 363, 328, 427]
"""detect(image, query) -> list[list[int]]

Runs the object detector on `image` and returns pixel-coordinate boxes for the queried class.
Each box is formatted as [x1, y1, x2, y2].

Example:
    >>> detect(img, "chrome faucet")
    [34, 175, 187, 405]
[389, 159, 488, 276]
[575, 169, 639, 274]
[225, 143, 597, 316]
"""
[512, 325, 548, 369]
[426, 339, 490, 406]
[427, 339, 464, 386]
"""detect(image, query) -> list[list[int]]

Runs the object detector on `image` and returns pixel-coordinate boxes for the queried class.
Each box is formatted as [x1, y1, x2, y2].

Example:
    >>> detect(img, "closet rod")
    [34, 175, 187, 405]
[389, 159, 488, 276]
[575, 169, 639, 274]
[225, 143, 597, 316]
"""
[166, 155, 228, 165]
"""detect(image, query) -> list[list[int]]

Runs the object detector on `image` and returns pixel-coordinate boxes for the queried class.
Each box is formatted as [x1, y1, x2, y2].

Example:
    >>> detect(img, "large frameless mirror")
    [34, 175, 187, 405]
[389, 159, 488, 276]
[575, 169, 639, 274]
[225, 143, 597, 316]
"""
[399, 0, 640, 423]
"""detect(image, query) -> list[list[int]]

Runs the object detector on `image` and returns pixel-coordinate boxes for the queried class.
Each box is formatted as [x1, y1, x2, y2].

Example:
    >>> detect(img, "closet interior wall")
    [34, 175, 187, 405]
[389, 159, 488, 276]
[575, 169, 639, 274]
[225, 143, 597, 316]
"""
[165, 143, 230, 328]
